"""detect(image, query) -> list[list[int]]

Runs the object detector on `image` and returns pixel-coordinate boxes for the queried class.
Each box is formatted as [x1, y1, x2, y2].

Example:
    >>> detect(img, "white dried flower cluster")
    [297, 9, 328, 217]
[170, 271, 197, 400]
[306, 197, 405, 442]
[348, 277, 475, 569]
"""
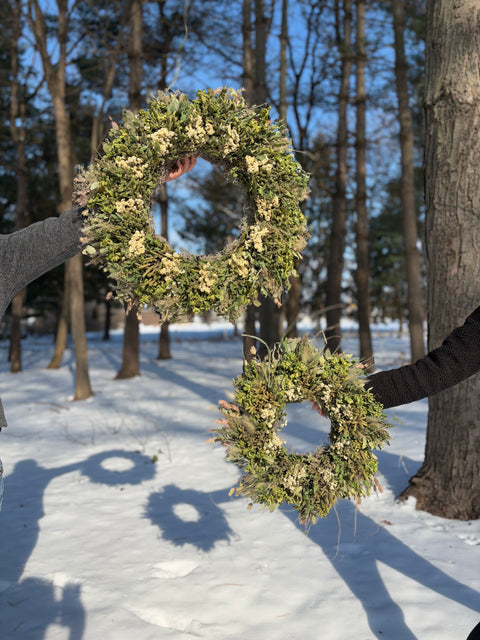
[248, 225, 270, 252]
[114, 155, 147, 179]
[263, 432, 285, 454]
[128, 230, 146, 257]
[185, 115, 209, 145]
[198, 264, 217, 293]
[159, 253, 182, 276]
[229, 251, 250, 277]
[258, 157, 274, 173]
[115, 197, 145, 215]
[148, 128, 176, 155]
[327, 403, 356, 422]
[245, 155, 274, 174]
[318, 466, 338, 489]
[282, 464, 307, 493]
[284, 386, 300, 402]
[222, 125, 240, 156]
[256, 196, 280, 221]
[245, 155, 260, 173]
[259, 406, 278, 424]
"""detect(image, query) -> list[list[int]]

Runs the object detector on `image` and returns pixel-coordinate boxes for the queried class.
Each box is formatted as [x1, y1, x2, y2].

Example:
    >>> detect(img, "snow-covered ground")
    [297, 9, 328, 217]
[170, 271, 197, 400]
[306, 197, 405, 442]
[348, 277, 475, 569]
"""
[0, 320, 479, 639]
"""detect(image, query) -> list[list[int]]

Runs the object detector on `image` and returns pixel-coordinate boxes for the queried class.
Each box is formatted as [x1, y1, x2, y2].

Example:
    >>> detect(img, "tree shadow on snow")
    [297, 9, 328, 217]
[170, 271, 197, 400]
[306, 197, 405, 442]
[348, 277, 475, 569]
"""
[280, 450, 480, 640]
[0, 449, 155, 639]
[145, 485, 235, 551]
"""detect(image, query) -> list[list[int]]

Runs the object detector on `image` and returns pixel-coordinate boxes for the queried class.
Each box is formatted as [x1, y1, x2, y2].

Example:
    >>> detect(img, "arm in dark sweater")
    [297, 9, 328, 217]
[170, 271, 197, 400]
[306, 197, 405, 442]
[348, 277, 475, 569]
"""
[366, 306, 480, 409]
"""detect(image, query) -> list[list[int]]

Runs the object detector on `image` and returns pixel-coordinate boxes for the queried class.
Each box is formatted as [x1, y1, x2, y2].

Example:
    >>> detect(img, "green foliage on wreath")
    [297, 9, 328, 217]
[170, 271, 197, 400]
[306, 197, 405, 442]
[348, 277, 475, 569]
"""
[75, 87, 309, 322]
[215, 336, 392, 525]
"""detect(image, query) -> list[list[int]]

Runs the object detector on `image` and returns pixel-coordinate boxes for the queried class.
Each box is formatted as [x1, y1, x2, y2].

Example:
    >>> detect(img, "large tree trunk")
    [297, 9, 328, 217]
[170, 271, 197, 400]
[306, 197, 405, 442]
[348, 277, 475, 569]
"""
[392, 0, 425, 362]
[400, 0, 480, 519]
[354, 0, 373, 369]
[325, 0, 352, 353]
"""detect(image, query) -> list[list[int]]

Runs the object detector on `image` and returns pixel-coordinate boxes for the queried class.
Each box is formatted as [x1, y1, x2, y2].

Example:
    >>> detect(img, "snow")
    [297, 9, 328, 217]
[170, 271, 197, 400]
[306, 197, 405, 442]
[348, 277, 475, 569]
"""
[0, 320, 479, 639]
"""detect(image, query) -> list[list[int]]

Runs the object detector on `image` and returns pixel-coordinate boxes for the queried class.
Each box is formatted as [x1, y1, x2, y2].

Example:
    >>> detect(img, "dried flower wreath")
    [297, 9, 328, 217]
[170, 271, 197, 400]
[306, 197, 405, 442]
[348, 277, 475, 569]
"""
[75, 87, 309, 322]
[215, 337, 392, 525]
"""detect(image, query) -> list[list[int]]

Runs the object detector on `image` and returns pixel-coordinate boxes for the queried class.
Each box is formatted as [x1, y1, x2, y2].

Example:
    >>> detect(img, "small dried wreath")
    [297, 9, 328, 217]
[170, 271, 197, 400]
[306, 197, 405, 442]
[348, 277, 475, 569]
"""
[214, 337, 392, 525]
[75, 87, 309, 322]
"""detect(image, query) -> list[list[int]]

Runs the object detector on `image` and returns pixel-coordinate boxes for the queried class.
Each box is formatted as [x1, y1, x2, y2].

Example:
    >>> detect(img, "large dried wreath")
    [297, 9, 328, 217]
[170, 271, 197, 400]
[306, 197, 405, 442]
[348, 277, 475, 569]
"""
[75, 87, 309, 322]
[214, 337, 392, 525]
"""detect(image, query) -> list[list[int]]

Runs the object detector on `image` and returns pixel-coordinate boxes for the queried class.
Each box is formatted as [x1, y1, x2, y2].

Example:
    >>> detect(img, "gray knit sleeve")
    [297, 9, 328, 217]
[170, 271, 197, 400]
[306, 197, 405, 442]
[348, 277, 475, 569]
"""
[0, 206, 84, 304]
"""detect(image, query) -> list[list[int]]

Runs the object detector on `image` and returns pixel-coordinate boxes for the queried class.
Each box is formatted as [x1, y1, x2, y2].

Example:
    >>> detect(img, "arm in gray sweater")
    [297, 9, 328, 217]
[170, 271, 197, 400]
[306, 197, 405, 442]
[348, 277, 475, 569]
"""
[0, 206, 83, 312]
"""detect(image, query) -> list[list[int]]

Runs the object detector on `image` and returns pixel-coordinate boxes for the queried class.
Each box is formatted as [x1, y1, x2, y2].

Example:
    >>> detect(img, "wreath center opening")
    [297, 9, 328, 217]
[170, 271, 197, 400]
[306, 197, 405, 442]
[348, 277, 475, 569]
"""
[282, 402, 330, 455]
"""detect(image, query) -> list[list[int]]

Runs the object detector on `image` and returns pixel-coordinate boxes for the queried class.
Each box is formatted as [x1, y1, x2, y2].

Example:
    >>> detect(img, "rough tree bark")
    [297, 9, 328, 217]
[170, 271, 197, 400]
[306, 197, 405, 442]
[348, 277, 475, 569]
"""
[28, 0, 93, 399]
[116, 0, 143, 380]
[157, 183, 172, 360]
[354, 0, 373, 369]
[392, 0, 425, 362]
[9, 0, 28, 373]
[325, 0, 352, 353]
[242, 0, 258, 362]
[279, 0, 300, 340]
[400, 0, 480, 519]
[254, 0, 281, 355]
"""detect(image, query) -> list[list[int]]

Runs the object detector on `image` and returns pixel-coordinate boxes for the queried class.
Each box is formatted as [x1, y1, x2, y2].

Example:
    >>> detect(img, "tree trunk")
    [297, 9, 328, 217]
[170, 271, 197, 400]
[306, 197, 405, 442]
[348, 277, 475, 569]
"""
[255, 0, 281, 352]
[29, 0, 93, 399]
[279, 0, 300, 339]
[48, 282, 70, 369]
[392, 0, 425, 362]
[9, 0, 28, 373]
[325, 0, 352, 353]
[9, 289, 26, 373]
[68, 254, 92, 399]
[354, 0, 373, 369]
[242, 0, 257, 363]
[158, 321, 171, 360]
[157, 183, 171, 360]
[400, 0, 480, 519]
[116, 306, 140, 379]
[116, 0, 143, 379]
[103, 299, 111, 341]
[285, 274, 301, 339]
[52, 94, 93, 398]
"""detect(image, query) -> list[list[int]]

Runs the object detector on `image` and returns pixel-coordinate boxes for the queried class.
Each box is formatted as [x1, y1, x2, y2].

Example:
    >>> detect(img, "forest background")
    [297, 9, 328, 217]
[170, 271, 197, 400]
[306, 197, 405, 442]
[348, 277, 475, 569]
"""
[0, 0, 479, 521]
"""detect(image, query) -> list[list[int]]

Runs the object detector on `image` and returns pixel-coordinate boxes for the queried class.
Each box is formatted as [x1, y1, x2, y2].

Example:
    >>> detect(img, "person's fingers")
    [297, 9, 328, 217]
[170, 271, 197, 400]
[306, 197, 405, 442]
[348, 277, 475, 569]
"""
[182, 156, 197, 173]
[166, 156, 196, 181]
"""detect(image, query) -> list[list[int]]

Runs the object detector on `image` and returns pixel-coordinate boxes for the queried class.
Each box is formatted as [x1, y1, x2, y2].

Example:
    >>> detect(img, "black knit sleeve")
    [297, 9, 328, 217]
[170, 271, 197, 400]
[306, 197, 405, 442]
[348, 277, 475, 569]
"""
[366, 306, 480, 409]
